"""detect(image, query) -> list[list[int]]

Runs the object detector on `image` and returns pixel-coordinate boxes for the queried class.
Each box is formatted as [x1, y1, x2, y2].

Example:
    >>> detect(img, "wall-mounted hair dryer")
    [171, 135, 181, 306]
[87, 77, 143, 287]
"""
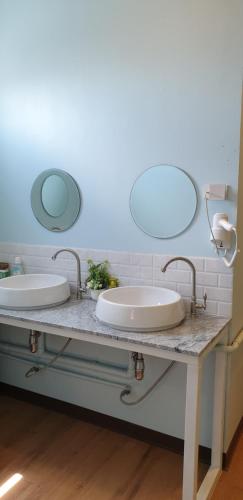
[210, 213, 239, 268]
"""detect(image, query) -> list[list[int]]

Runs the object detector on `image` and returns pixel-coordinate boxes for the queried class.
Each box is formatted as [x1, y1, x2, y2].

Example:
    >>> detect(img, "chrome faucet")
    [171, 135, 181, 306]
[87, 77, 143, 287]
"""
[161, 257, 207, 315]
[52, 248, 85, 300]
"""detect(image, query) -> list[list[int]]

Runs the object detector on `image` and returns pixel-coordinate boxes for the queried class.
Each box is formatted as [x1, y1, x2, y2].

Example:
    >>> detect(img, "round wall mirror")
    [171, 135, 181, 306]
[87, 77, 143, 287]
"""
[130, 164, 197, 239]
[31, 169, 81, 231]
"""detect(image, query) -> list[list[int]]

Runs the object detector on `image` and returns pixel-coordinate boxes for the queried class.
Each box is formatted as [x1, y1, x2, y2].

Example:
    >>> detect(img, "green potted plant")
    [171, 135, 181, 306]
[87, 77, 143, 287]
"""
[86, 259, 111, 300]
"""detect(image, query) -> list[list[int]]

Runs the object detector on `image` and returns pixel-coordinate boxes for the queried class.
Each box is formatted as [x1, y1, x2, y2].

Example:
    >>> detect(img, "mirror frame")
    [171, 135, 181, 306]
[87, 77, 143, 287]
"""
[31, 168, 81, 232]
[129, 164, 198, 239]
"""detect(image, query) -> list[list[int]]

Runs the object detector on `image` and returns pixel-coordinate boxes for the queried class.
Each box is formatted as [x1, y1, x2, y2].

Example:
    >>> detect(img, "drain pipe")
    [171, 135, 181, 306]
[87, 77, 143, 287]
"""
[29, 331, 41, 353]
[120, 358, 176, 406]
[25, 337, 72, 378]
[133, 352, 145, 380]
[214, 329, 243, 353]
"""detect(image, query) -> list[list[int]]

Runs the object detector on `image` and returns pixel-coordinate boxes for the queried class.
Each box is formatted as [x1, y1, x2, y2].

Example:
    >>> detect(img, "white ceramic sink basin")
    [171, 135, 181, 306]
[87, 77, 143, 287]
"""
[0, 274, 70, 310]
[96, 286, 185, 332]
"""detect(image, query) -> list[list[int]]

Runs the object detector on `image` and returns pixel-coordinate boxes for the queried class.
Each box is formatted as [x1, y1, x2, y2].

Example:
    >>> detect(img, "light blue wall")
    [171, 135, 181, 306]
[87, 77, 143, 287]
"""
[0, 0, 243, 255]
[0, 0, 243, 450]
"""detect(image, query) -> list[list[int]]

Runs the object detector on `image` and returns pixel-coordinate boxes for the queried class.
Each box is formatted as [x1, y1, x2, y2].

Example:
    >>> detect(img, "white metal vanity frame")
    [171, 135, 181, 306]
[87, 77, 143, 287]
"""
[0, 313, 228, 500]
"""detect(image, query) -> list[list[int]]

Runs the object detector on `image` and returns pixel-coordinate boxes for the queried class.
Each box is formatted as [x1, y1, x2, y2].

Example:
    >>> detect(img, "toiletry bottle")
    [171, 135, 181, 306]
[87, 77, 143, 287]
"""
[0, 263, 10, 279]
[12, 257, 24, 275]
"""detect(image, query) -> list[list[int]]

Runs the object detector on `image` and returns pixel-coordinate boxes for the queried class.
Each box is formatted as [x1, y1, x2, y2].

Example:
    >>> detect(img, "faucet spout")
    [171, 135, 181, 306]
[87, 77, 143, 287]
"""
[52, 248, 83, 300]
[161, 257, 207, 315]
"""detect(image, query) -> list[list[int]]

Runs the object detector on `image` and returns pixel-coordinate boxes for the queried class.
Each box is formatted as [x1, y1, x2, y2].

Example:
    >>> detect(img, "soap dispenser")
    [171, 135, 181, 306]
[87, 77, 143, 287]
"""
[12, 257, 24, 275]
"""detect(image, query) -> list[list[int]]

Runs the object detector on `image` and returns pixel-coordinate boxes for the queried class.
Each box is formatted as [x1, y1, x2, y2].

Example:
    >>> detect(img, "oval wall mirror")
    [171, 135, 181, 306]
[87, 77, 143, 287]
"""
[130, 164, 197, 239]
[31, 169, 81, 231]
[41, 174, 68, 217]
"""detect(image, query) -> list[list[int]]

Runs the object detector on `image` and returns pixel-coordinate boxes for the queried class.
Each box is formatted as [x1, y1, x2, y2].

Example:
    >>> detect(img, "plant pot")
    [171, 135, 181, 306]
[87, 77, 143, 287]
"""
[90, 289, 105, 301]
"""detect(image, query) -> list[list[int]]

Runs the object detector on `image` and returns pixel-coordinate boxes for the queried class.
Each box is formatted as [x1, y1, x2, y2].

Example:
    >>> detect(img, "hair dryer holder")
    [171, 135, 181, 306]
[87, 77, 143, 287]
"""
[210, 213, 239, 268]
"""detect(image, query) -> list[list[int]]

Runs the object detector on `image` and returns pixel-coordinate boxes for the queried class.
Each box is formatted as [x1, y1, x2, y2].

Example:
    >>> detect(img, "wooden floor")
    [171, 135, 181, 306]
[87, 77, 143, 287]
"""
[212, 425, 243, 500]
[0, 394, 241, 499]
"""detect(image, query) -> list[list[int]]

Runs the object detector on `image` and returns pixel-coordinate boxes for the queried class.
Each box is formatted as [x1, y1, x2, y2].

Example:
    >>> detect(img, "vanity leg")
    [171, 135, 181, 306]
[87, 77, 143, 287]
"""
[211, 350, 227, 469]
[196, 349, 227, 499]
[182, 361, 202, 500]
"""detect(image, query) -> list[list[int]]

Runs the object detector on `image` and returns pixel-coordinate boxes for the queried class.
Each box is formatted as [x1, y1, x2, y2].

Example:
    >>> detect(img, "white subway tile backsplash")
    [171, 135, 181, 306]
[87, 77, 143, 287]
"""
[196, 272, 218, 287]
[110, 264, 139, 278]
[153, 267, 191, 284]
[177, 283, 204, 299]
[204, 286, 232, 303]
[204, 301, 218, 316]
[219, 274, 233, 289]
[107, 251, 131, 265]
[205, 258, 232, 274]
[0, 243, 233, 318]
[183, 299, 192, 313]
[153, 281, 178, 292]
[86, 249, 108, 262]
[177, 257, 205, 272]
[217, 302, 232, 317]
[162, 269, 191, 284]
[130, 253, 153, 267]
[119, 277, 153, 287]
[77, 248, 93, 261]
[26, 255, 76, 271]
[139, 266, 153, 281]
[0, 253, 12, 263]
[153, 255, 177, 269]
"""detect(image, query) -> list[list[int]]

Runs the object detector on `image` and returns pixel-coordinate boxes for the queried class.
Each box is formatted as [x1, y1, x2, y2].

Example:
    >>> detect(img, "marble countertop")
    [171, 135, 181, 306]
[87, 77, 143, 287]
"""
[0, 298, 230, 358]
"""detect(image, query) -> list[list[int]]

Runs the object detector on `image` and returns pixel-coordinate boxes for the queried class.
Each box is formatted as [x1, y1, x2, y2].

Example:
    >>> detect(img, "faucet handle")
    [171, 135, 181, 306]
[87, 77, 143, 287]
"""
[194, 293, 207, 312]
[203, 293, 207, 309]
[79, 285, 88, 299]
